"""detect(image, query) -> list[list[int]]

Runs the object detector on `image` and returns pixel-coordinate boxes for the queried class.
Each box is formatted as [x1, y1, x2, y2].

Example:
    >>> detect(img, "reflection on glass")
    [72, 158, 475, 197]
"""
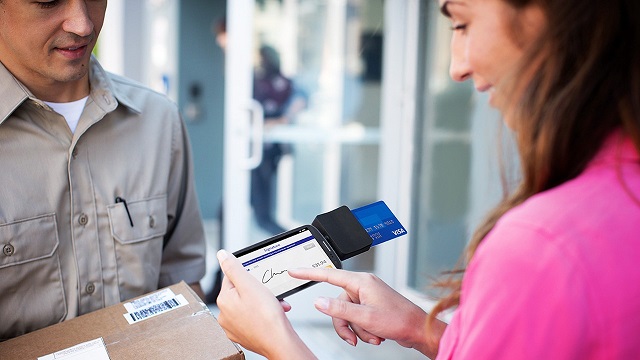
[408, 1, 477, 297]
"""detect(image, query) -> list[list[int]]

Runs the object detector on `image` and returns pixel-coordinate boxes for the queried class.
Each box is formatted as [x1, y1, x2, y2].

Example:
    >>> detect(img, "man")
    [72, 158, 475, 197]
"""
[0, 0, 206, 340]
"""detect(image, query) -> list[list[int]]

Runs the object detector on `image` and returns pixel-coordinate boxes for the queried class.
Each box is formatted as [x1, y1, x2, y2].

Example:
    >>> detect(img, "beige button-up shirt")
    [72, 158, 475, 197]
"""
[0, 58, 206, 340]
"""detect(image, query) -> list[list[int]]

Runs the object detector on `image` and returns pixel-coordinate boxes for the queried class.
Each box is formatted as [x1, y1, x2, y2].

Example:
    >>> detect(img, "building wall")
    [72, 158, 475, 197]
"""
[178, 0, 227, 219]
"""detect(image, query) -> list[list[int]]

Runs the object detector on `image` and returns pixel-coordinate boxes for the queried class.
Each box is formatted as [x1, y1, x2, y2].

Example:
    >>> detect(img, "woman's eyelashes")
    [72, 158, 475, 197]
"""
[451, 23, 468, 32]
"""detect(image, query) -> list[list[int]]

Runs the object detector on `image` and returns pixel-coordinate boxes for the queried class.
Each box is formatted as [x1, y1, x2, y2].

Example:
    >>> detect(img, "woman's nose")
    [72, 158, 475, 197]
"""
[449, 36, 471, 82]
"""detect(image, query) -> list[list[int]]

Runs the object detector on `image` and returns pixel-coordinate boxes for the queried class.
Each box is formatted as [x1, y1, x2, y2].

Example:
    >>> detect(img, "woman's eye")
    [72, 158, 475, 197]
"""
[450, 23, 467, 31]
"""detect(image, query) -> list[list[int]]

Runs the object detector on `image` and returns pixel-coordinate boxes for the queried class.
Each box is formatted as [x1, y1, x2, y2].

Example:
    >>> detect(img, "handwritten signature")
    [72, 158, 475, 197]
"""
[262, 268, 288, 284]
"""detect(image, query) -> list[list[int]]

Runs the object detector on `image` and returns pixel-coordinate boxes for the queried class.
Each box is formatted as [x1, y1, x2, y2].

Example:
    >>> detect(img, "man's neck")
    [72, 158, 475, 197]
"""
[0, 58, 91, 103]
[31, 75, 91, 103]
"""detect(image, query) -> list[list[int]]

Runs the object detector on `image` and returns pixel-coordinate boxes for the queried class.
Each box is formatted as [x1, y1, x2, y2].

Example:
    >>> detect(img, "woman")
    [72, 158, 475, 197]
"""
[215, 0, 640, 358]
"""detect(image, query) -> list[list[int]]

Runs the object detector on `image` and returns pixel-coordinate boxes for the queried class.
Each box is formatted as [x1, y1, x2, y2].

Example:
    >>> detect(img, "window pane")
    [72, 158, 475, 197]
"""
[407, 1, 503, 296]
[252, 1, 385, 275]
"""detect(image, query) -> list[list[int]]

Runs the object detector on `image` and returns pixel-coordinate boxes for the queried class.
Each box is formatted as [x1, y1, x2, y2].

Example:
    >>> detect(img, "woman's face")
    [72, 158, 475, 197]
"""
[440, 0, 545, 124]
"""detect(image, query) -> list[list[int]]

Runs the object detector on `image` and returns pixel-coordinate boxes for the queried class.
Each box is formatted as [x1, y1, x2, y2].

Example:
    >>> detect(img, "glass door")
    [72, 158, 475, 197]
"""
[385, 0, 511, 311]
[222, 0, 255, 253]
[223, 0, 386, 320]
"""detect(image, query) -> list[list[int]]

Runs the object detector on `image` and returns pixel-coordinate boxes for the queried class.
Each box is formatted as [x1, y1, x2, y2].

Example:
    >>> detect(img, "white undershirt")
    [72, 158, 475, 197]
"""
[44, 96, 89, 134]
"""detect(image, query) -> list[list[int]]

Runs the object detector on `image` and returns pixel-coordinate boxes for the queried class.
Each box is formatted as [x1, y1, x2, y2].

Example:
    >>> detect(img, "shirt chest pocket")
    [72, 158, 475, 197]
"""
[107, 195, 168, 301]
[0, 214, 66, 340]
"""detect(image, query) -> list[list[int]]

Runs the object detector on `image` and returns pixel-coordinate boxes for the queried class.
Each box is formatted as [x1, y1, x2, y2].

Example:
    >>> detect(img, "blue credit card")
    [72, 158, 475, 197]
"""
[351, 201, 407, 246]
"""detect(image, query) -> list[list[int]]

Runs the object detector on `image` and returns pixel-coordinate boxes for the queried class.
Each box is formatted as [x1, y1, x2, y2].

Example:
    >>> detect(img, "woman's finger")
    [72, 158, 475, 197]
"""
[332, 315, 357, 346]
[348, 321, 385, 345]
[280, 299, 292, 312]
[288, 267, 355, 290]
[219, 269, 234, 292]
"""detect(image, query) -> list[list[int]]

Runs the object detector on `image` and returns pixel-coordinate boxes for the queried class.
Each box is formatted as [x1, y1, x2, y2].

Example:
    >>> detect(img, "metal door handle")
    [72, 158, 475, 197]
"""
[243, 99, 264, 169]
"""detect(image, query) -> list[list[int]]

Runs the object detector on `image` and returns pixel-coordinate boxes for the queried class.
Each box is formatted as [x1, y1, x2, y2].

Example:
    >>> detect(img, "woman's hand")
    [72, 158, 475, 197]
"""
[215, 250, 316, 359]
[287, 267, 446, 357]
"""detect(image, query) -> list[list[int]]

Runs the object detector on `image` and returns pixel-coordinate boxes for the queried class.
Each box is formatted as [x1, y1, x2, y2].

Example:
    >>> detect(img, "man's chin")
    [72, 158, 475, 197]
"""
[51, 64, 91, 83]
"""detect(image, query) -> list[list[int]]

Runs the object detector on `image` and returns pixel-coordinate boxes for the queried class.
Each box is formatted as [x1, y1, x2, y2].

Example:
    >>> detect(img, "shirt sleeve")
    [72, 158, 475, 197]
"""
[158, 114, 207, 287]
[440, 220, 595, 360]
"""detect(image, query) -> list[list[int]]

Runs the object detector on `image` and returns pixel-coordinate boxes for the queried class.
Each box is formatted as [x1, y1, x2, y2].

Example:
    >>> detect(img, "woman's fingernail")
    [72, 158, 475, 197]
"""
[368, 339, 380, 345]
[314, 297, 329, 310]
[217, 249, 228, 262]
[345, 339, 355, 347]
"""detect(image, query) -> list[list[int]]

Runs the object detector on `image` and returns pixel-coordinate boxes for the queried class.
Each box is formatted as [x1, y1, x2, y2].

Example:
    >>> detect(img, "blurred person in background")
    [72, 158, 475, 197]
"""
[251, 44, 306, 235]
[214, 17, 306, 236]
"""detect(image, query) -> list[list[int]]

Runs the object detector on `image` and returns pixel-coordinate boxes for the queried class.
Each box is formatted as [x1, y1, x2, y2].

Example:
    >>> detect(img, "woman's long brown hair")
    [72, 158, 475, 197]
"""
[430, 0, 640, 320]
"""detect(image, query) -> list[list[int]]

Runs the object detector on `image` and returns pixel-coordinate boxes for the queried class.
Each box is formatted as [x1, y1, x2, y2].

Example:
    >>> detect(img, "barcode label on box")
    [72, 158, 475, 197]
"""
[124, 288, 176, 311]
[123, 293, 188, 324]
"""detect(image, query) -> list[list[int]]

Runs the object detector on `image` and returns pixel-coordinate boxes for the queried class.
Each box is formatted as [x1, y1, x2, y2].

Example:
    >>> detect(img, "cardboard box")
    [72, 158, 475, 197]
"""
[0, 281, 244, 360]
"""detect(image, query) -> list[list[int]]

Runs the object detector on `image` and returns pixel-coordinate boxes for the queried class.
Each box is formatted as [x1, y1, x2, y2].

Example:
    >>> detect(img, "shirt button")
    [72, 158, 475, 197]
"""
[86, 282, 96, 294]
[148, 216, 156, 228]
[103, 94, 111, 105]
[3, 244, 15, 256]
[78, 213, 89, 226]
[72, 147, 78, 159]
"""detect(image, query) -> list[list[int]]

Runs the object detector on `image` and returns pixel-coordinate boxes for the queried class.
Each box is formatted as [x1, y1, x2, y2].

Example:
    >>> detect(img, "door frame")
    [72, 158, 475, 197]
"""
[223, 0, 430, 308]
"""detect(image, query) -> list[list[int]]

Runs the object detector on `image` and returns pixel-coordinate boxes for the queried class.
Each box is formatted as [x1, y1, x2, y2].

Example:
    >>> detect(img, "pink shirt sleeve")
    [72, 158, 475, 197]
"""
[436, 220, 597, 360]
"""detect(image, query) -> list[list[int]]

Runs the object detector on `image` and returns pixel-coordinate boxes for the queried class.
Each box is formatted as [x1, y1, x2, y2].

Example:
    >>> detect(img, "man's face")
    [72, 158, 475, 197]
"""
[0, 0, 107, 96]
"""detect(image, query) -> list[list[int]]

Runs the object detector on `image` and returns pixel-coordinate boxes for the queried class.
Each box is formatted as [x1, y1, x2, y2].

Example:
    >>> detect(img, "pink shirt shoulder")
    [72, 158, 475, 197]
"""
[437, 132, 640, 359]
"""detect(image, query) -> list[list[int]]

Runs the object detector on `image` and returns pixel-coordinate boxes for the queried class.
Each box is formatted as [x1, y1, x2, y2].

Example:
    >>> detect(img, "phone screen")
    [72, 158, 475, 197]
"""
[235, 226, 340, 299]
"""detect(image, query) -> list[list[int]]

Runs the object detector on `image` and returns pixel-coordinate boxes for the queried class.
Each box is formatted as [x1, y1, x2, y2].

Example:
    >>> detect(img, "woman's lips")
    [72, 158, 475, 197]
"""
[475, 84, 492, 93]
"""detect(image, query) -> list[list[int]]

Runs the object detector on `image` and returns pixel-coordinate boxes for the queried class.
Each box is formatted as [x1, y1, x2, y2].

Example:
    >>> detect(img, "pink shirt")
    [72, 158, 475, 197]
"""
[437, 131, 640, 359]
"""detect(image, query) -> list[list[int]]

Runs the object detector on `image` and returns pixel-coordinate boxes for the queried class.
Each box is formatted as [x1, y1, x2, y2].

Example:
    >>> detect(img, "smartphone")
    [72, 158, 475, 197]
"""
[234, 225, 342, 300]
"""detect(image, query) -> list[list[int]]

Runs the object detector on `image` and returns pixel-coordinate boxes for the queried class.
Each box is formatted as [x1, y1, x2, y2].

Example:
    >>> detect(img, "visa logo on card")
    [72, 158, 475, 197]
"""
[351, 201, 407, 246]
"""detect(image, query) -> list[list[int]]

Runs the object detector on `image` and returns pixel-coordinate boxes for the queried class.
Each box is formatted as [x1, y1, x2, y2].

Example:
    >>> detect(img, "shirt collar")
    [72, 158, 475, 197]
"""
[0, 61, 31, 125]
[590, 129, 640, 166]
[88, 56, 141, 115]
[0, 56, 141, 126]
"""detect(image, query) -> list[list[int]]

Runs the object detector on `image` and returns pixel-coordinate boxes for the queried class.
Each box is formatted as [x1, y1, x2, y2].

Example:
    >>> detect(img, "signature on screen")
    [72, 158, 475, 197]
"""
[262, 268, 287, 284]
